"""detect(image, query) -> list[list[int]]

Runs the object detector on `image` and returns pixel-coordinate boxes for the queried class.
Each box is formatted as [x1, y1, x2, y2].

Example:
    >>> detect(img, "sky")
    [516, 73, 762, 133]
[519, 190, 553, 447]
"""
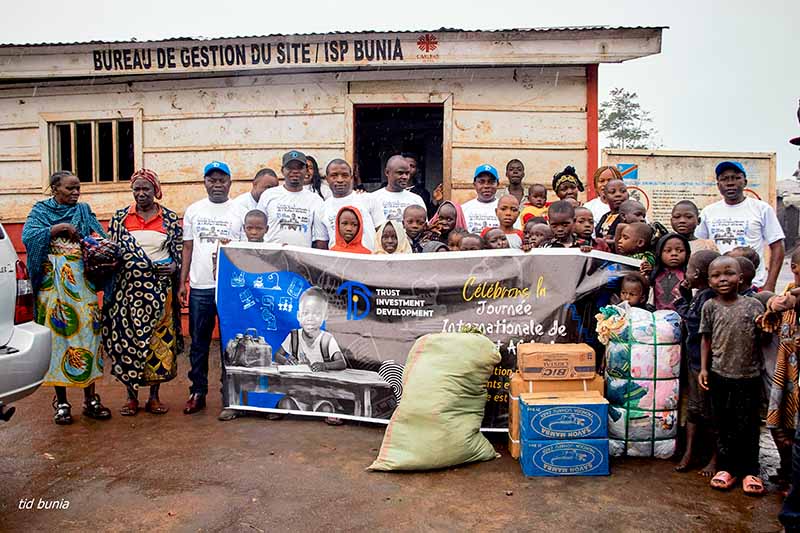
[2, 0, 797, 178]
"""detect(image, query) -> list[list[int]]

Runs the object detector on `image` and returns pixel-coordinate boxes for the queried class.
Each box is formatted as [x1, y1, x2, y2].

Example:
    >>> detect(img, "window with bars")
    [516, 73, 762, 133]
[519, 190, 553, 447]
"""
[50, 119, 135, 183]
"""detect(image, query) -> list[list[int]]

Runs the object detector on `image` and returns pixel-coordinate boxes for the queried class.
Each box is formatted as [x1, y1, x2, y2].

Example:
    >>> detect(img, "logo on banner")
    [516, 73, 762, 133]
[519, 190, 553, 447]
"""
[336, 281, 372, 320]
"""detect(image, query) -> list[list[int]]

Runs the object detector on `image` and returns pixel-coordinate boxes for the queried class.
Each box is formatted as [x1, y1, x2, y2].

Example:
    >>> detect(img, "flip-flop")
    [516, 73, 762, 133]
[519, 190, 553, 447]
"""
[710, 471, 737, 490]
[144, 399, 169, 415]
[742, 475, 766, 496]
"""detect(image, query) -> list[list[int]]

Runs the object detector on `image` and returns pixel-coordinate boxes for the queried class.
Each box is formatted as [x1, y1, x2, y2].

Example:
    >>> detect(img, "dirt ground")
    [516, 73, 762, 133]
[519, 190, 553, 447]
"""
[0, 346, 788, 533]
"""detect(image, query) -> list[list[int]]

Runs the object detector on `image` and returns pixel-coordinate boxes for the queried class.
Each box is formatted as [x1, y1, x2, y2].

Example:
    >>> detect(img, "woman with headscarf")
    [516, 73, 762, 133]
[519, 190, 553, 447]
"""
[102, 170, 183, 416]
[22, 170, 112, 425]
[374, 220, 412, 254]
[584, 165, 623, 224]
[551, 165, 585, 202]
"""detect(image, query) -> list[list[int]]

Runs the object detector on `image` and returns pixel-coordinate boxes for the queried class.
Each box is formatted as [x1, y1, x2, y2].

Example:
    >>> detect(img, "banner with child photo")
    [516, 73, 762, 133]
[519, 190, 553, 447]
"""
[217, 243, 638, 429]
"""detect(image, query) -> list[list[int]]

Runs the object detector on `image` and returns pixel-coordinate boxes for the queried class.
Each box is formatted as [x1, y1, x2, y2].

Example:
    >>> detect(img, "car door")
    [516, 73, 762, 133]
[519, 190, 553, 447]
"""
[0, 224, 18, 347]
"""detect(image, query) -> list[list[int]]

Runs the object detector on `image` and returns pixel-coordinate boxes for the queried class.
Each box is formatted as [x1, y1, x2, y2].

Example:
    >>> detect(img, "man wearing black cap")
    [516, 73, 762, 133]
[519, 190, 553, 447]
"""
[696, 161, 784, 292]
[257, 151, 324, 247]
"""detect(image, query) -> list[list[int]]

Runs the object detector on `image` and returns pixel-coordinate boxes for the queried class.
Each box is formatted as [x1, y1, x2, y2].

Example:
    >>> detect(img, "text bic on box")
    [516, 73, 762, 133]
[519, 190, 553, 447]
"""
[517, 343, 595, 381]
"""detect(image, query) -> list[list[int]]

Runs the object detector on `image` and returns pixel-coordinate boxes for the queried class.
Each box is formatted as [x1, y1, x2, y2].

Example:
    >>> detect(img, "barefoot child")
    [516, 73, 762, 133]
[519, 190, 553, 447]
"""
[374, 220, 411, 254]
[671, 200, 718, 254]
[650, 233, 690, 311]
[493, 195, 524, 248]
[699, 256, 766, 495]
[674, 250, 720, 475]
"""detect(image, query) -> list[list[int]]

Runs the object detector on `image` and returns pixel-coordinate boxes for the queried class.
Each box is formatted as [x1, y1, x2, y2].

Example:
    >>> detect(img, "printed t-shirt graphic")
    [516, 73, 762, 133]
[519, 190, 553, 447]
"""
[370, 188, 426, 222]
[183, 198, 243, 289]
[313, 192, 386, 250]
[257, 187, 324, 247]
[461, 197, 500, 234]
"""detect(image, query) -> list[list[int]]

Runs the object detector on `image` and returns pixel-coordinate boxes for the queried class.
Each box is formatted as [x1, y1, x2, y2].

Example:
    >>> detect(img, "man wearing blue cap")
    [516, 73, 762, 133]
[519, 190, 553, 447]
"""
[180, 161, 243, 417]
[461, 164, 501, 234]
[696, 161, 784, 292]
[257, 150, 324, 247]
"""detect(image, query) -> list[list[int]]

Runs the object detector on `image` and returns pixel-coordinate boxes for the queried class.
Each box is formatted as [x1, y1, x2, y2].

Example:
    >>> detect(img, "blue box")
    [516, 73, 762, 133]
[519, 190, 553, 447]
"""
[520, 392, 608, 441]
[520, 439, 610, 477]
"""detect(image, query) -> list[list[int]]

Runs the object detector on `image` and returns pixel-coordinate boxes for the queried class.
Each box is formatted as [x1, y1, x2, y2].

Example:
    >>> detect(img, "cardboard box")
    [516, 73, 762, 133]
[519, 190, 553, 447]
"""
[508, 372, 605, 459]
[517, 343, 595, 380]
[520, 439, 610, 477]
[520, 391, 608, 441]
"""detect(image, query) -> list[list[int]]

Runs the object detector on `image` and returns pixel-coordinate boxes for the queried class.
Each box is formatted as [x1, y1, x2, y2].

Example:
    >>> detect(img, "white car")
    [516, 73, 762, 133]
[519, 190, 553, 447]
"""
[0, 222, 51, 421]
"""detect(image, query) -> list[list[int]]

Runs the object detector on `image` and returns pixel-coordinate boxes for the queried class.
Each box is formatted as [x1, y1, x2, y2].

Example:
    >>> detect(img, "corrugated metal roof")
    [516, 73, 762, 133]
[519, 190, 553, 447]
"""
[0, 26, 666, 48]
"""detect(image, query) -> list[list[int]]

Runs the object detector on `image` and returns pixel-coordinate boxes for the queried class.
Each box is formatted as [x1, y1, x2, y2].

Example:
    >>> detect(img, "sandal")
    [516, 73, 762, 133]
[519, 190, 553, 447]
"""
[144, 399, 169, 415]
[119, 399, 140, 416]
[324, 416, 344, 426]
[710, 471, 738, 491]
[52, 397, 73, 425]
[742, 475, 766, 496]
[83, 394, 112, 420]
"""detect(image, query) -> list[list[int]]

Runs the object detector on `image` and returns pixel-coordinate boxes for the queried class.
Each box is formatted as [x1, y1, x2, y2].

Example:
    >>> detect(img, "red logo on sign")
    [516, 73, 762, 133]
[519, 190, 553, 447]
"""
[417, 34, 438, 53]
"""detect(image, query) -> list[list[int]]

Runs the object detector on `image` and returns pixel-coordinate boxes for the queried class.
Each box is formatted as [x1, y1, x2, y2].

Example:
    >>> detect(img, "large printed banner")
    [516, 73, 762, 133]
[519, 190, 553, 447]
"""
[217, 244, 637, 429]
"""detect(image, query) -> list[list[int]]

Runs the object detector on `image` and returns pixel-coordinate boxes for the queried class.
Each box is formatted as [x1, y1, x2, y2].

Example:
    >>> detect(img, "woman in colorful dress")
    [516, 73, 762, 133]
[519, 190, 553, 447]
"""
[102, 169, 183, 416]
[22, 170, 112, 425]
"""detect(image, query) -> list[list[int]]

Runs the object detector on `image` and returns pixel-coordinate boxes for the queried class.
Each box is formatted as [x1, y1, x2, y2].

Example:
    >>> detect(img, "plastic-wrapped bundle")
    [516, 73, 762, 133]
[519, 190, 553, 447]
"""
[596, 303, 681, 459]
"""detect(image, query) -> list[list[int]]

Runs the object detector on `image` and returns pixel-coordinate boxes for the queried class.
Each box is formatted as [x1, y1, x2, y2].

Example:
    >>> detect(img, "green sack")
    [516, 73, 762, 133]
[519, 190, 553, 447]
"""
[368, 332, 501, 471]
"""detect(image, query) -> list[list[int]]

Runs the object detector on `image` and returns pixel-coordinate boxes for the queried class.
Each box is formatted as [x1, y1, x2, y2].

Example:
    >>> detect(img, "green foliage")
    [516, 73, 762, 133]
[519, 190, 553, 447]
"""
[599, 87, 659, 149]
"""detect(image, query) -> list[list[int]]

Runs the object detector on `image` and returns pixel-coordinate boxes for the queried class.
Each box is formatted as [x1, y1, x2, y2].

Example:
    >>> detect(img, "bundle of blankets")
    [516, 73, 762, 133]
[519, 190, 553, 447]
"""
[596, 303, 682, 458]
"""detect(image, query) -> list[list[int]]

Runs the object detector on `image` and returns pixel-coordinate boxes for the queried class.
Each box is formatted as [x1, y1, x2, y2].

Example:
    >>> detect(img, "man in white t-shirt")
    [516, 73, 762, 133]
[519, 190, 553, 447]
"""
[370, 155, 426, 222]
[257, 151, 323, 247]
[180, 160, 244, 420]
[461, 164, 501, 234]
[312, 158, 386, 250]
[231, 167, 278, 227]
[696, 161, 785, 291]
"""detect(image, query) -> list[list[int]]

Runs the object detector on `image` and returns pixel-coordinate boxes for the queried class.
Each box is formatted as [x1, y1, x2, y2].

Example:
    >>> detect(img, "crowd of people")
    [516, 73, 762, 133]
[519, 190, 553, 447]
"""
[22, 148, 800, 520]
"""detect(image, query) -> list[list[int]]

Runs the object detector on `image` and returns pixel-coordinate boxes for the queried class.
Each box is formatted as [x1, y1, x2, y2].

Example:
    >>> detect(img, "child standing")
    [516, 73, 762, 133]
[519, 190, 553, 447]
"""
[615, 222, 656, 269]
[523, 221, 553, 251]
[574, 206, 610, 252]
[330, 207, 370, 254]
[374, 220, 411, 254]
[494, 195, 524, 249]
[616, 272, 655, 311]
[426, 201, 467, 244]
[243, 210, 268, 243]
[447, 228, 468, 251]
[670, 200, 718, 254]
[699, 256, 766, 495]
[541, 201, 590, 249]
[459, 233, 485, 251]
[595, 179, 630, 249]
[650, 233, 690, 311]
[726, 247, 760, 296]
[402, 205, 427, 253]
[520, 184, 549, 225]
[483, 228, 510, 250]
[674, 250, 720, 475]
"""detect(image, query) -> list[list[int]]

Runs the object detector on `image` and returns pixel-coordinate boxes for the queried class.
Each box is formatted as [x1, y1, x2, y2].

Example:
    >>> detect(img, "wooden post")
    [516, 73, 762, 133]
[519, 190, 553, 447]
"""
[586, 64, 599, 199]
